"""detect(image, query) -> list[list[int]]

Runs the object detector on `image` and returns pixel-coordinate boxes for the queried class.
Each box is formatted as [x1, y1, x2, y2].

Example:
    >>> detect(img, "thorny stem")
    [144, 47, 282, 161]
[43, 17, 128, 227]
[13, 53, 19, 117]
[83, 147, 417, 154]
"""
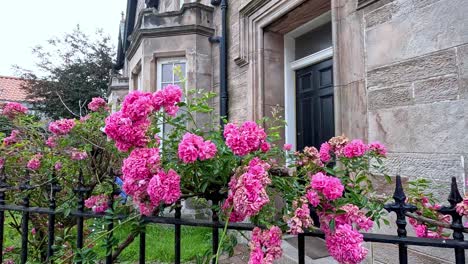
[405, 212, 468, 233]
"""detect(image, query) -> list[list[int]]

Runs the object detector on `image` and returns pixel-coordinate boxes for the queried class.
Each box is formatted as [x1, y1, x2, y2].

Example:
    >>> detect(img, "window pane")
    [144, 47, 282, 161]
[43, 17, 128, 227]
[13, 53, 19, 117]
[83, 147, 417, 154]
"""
[162, 64, 173, 82]
[174, 63, 186, 82]
[162, 83, 172, 88]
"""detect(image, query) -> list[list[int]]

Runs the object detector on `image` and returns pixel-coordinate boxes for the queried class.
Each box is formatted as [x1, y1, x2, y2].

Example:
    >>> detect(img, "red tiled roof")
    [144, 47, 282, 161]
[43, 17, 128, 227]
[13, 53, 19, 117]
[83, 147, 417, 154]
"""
[0, 75, 31, 102]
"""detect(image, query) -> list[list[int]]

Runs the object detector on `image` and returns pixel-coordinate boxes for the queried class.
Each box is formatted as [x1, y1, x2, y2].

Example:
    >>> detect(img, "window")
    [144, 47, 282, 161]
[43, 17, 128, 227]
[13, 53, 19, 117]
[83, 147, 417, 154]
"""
[156, 57, 187, 139]
[157, 57, 187, 90]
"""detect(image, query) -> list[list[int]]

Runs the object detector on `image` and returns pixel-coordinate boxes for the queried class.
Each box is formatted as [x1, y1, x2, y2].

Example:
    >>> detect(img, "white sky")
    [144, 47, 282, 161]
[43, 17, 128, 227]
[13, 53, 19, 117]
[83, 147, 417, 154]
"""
[0, 0, 127, 76]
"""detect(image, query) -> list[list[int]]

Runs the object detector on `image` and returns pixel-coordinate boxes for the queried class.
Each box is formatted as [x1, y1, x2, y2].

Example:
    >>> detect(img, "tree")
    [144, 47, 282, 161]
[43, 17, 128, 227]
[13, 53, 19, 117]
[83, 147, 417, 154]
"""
[15, 25, 115, 119]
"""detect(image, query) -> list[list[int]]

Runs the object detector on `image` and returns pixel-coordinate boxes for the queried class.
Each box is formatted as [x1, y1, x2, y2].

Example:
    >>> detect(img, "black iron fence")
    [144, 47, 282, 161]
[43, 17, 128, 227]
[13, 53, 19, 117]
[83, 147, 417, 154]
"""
[0, 170, 467, 264]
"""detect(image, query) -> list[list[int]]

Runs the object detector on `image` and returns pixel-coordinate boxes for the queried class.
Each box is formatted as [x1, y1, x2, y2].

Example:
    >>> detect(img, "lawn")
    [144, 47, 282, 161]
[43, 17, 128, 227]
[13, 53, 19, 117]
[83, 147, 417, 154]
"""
[2, 214, 212, 263]
[105, 224, 212, 263]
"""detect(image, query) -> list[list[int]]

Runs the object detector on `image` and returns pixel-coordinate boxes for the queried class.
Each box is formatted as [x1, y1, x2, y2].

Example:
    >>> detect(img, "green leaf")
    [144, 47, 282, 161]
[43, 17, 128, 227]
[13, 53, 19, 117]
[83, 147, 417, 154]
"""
[329, 218, 336, 231]
[384, 174, 392, 183]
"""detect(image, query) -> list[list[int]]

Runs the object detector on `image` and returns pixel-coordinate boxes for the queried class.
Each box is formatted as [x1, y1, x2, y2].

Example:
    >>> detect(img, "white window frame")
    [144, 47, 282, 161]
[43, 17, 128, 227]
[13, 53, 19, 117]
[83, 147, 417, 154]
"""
[156, 57, 187, 142]
[283, 11, 333, 152]
[156, 57, 187, 91]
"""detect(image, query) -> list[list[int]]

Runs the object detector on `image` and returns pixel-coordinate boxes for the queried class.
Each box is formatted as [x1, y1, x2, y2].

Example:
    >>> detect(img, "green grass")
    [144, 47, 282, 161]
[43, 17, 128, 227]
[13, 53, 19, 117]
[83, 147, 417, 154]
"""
[107, 224, 212, 263]
[3, 213, 212, 263]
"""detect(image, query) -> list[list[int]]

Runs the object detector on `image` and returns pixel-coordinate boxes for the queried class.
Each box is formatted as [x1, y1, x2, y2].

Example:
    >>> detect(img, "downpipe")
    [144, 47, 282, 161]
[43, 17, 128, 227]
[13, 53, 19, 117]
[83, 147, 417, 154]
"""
[210, 0, 228, 128]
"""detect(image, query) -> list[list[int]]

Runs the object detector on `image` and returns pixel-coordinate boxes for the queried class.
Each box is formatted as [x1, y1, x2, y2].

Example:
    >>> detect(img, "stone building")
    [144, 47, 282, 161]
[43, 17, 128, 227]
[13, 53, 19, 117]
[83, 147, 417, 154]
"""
[110, 0, 467, 261]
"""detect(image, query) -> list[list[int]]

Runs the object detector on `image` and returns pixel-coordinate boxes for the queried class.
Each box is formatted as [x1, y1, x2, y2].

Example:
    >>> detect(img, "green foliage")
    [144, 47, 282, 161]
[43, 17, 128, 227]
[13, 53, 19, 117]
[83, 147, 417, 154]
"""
[14, 25, 115, 119]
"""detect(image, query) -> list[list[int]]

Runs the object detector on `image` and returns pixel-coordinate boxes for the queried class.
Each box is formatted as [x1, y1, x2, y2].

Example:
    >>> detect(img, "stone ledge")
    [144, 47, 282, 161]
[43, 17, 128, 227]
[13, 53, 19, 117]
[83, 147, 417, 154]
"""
[126, 25, 215, 60]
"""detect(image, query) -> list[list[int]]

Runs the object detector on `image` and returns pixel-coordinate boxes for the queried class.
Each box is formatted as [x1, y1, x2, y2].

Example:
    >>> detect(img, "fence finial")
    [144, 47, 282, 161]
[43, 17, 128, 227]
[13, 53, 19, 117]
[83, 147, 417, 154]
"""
[438, 177, 465, 263]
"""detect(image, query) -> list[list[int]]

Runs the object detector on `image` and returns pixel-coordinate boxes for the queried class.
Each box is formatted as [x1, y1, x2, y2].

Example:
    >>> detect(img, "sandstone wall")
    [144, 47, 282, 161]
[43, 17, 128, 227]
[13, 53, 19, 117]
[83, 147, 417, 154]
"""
[363, 0, 468, 197]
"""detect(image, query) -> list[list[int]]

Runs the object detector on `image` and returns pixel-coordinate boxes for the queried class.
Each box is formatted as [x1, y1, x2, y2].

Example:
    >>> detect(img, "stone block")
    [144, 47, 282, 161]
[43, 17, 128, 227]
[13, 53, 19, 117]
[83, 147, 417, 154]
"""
[229, 107, 248, 122]
[335, 12, 366, 86]
[339, 81, 368, 140]
[375, 153, 465, 200]
[413, 75, 459, 104]
[365, 0, 468, 69]
[367, 49, 457, 89]
[368, 99, 468, 154]
[457, 44, 468, 98]
[368, 84, 412, 110]
[364, 1, 399, 28]
[379, 153, 464, 182]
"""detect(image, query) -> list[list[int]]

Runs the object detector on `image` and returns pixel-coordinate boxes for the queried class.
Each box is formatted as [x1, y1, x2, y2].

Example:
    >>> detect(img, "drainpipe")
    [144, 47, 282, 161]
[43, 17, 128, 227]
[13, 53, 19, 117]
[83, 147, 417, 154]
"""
[210, 0, 228, 128]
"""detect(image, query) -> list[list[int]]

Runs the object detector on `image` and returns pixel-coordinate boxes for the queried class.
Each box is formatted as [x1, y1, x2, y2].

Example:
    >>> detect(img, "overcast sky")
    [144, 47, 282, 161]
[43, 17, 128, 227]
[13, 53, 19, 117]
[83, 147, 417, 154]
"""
[0, 0, 127, 77]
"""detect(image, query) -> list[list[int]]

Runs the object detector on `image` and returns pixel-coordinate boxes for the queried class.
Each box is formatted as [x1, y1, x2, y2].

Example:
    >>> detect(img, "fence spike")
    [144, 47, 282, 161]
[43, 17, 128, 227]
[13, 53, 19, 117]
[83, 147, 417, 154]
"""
[105, 182, 115, 264]
[384, 175, 416, 264]
[0, 165, 6, 264]
[175, 201, 182, 264]
[47, 170, 61, 263]
[20, 170, 31, 264]
[438, 177, 465, 264]
[74, 168, 88, 264]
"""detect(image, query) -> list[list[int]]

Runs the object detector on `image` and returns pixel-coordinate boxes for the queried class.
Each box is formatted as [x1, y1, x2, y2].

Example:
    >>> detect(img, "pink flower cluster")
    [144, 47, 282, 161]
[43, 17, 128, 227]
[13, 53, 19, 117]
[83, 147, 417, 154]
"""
[0, 158, 4, 170]
[325, 224, 368, 264]
[316, 136, 388, 162]
[319, 142, 332, 163]
[147, 169, 181, 206]
[409, 216, 448, 239]
[88, 97, 108, 112]
[456, 197, 468, 216]
[49, 119, 76, 136]
[84, 194, 109, 213]
[306, 189, 320, 207]
[295, 146, 323, 167]
[317, 204, 374, 264]
[54, 162, 62, 171]
[223, 158, 271, 222]
[122, 148, 161, 197]
[121, 147, 181, 215]
[368, 141, 387, 157]
[2, 102, 27, 119]
[27, 154, 42, 171]
[153, 84, 183, 116]
[70, 149, 88, 160]
[177, 133, 217, 163]
[408, 197, 448, 239]
[3, 130, 20, 146]
[335, 204, 374, 231]
[121, 91, 155, 121]
[248, 226, 283, 264]
[46, 136, 58, 148]
[104, 111, 150, 152]
[105, 86, 182, 152]
[343, 139, 368, 159]
[286, 199, 313, 235]
[310, 172, 344, 201]
[223, 121, 268, 156]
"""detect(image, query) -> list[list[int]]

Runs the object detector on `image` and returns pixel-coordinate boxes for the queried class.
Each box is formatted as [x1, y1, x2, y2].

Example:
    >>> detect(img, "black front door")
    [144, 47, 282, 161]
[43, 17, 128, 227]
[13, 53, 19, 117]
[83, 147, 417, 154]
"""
[296, 59, 334, 151]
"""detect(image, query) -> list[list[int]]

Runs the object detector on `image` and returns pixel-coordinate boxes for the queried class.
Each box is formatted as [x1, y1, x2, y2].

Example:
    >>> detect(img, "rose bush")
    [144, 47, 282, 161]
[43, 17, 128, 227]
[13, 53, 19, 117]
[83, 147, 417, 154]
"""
[1, 84, 462, 264]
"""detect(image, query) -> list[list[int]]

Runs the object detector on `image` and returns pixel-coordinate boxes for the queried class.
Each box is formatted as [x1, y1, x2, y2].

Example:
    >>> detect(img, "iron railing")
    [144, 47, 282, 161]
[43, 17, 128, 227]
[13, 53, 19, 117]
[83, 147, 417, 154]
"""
[0, 168, 467, 264]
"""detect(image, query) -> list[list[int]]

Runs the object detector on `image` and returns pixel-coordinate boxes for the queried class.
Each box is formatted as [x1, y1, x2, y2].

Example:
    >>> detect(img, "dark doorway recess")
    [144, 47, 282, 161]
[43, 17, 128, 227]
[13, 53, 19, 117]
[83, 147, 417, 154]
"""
[296, 58, 334, 151]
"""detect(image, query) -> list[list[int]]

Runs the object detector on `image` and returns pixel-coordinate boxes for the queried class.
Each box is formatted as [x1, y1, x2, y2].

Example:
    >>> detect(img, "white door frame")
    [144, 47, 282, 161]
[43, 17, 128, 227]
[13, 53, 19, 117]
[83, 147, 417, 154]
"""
[284, 11, 333, 151]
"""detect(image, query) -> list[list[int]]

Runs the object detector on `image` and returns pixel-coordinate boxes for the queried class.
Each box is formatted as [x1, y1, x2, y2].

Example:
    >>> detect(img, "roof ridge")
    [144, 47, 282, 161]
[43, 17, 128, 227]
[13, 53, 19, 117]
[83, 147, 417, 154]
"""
[0, 75, 25, 81]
